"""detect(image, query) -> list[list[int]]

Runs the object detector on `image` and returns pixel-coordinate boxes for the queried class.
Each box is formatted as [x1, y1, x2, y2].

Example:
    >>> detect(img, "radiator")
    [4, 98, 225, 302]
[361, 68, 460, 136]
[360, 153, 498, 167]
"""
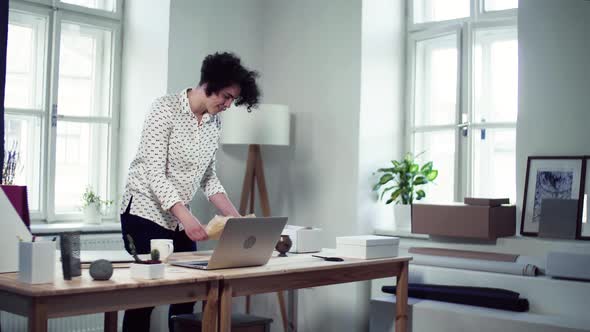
[1, 233, 125, 332]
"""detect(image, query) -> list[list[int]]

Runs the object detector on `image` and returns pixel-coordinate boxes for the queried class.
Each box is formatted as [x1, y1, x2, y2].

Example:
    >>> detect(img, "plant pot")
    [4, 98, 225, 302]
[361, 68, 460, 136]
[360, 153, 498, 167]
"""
[83, 202, 102, 224]
[130, 262, 165, 279]
[393, 204, 412, 232]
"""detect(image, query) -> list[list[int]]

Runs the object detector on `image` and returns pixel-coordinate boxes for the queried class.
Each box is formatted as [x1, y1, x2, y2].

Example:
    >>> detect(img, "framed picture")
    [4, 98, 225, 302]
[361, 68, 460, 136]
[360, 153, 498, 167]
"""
[579, 157, 590, 240]
[521, 156, 586, 236]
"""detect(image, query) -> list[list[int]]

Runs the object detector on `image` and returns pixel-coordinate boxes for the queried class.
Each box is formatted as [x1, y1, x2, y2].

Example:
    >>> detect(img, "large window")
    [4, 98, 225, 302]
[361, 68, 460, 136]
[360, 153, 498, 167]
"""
[6, 0, 121, 222]
[407, 0, 518, 203]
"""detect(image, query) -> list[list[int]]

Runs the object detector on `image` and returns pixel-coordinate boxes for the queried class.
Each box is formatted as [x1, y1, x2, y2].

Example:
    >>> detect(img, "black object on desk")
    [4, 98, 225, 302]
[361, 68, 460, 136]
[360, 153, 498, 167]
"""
[312, 255, 344, 262]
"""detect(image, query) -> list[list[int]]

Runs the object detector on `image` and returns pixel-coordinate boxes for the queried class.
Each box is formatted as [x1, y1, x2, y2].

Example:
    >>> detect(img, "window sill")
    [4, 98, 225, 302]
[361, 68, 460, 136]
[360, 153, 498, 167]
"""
[31, 220, 121, 235]
[374, 228, 429, 239]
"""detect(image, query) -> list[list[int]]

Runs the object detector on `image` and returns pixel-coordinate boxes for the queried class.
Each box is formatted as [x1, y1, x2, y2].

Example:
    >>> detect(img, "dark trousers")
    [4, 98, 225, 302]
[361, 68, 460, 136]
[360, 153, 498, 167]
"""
[121, 199, 197, 332]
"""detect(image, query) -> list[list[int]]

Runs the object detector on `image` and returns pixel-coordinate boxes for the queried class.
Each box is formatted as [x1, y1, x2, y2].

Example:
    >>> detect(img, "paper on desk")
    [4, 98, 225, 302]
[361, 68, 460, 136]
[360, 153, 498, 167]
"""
[205, 214, 255, 240]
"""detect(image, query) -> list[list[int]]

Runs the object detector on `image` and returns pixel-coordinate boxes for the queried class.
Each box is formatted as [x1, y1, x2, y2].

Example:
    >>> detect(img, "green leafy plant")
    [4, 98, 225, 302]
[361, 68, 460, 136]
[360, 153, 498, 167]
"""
[373, 152, 438, 205]
[81, 186, 113, 208]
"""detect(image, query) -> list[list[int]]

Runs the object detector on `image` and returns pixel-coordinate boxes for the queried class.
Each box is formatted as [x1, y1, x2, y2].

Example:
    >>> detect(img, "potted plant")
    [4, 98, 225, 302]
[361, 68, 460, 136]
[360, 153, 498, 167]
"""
[81, 186, 112, 224]
[2, 141, 21, 186]
[127, 235, 165, 279]
[373, 153, 438, 232]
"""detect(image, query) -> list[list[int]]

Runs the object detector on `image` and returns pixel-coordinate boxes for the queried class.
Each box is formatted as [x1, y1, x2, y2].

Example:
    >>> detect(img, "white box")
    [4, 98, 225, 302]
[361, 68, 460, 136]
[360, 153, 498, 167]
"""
[18, 241, 56, 284]
[283, 225, 322, 253]
[130, 263, 165, 279]
[336, 235, 399, 259]
[546, 252, 590, 281]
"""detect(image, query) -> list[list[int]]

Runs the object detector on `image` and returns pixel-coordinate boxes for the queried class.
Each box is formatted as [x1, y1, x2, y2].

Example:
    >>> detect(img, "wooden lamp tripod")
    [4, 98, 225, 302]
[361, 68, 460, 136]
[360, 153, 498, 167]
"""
[220, 104, 292, 331]
[239, 144, 293, 332]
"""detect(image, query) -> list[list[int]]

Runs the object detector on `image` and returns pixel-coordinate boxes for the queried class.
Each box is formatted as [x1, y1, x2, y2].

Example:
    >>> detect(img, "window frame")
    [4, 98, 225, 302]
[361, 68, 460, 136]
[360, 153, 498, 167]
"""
[406, 0, 518, 204]
[7, 0, 122, 223]
[406, 25, 463, 201]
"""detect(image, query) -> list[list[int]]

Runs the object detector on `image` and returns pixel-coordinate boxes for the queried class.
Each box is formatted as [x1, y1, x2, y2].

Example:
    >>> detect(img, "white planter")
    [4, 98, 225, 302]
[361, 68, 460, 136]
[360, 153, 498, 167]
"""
[130, 263, 165, 279]
[393, 204, 412, 232]
[83, 202, 102, 224]
[18, 241, 56, 284]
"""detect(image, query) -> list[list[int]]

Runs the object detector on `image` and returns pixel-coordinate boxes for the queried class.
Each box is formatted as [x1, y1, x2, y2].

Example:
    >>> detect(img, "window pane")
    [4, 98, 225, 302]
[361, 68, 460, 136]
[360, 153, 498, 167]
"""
[4, 114, 43, 212]
[414, 34, 458, 126]
[472, 128, 516, 202]
[6, 10, 47, 110]
[484, 0, 517, 12]
[54, 121, 110, 214]
[58, 21, 113, 117]
[473, 27, 518, 123]
[414, 0, 470, 24]
[413, 130, 455, 202]
[60, 0, 117, 12]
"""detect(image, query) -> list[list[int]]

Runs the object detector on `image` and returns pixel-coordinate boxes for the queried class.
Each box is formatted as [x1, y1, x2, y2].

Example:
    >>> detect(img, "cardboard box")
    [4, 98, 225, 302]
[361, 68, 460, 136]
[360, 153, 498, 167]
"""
[336, 235, 399, 259]
[283, 225, 322, 253]
[411, 203, 516, 240]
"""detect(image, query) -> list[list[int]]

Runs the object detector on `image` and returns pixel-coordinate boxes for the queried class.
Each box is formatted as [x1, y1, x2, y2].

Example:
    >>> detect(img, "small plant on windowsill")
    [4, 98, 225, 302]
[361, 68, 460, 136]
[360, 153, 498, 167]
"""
[373, 152, 438, 232]
[81, 186, 113, 224]
[127, 235, 165, 279]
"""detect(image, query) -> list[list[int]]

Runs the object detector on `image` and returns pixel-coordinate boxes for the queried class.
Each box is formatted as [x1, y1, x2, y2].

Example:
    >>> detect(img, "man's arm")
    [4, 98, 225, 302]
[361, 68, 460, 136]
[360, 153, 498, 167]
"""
[209, 193, 240, 217]
[170, 203, 208, 241]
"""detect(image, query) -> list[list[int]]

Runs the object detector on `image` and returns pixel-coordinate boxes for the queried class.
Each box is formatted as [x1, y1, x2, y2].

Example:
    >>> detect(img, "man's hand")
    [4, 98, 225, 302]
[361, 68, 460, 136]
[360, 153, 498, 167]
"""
[183, 218, 209, 241]
[170, 202, 209, 241]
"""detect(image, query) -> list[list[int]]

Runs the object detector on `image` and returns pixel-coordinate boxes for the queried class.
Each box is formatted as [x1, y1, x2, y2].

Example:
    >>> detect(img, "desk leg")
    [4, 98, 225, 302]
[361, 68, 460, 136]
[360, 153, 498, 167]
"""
[218, 282, 233, 332]
[202, 280, 219, 332]
[104, 311, 117, 332]
[395, 261, 409, 332]
[28, 301, 47, 332]
[277, 291, 289, 332]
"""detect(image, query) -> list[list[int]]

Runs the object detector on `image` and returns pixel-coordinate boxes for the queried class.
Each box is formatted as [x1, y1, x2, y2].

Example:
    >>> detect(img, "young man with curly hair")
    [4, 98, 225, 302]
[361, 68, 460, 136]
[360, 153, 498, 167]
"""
[119, 52, 260, 332]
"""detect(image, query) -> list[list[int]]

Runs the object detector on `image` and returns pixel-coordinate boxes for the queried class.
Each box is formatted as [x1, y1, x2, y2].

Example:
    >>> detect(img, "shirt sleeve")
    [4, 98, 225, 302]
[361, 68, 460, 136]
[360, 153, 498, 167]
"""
[200, 150, 226, 199]
[139, 101, 182, 211]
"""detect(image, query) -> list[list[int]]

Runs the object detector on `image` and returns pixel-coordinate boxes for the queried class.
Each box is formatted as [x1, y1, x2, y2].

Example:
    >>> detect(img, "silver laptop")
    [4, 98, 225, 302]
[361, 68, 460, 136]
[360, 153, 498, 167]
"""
[171, 216, 287, 270]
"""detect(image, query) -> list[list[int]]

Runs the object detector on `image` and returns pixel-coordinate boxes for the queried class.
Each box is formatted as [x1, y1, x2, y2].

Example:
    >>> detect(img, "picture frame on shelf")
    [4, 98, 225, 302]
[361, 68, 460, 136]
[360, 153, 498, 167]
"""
[578, 156, 590, 240]
[521, 156, 586, 237]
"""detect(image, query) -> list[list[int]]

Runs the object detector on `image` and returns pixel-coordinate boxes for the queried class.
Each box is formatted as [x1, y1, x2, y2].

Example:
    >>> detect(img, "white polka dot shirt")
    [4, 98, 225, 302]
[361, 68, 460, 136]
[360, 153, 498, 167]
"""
[120, 88, 226, 231]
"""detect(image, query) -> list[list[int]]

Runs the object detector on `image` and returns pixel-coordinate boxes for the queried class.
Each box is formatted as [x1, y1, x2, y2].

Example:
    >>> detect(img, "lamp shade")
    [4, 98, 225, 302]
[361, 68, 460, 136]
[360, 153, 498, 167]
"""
[220, 104, 290, 146]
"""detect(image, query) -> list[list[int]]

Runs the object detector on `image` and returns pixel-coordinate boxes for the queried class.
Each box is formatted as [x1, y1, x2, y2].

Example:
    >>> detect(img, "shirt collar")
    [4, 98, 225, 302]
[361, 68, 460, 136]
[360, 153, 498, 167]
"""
[180, 87, 216, 124]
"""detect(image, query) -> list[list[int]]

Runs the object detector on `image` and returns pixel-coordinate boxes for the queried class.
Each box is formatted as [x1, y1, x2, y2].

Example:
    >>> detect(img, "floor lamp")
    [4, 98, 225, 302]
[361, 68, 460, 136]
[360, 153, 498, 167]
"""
[221, 104, 292, 331]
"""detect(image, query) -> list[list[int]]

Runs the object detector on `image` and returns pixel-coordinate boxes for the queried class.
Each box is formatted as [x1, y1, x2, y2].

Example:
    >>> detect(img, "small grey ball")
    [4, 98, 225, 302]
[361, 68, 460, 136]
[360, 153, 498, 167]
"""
[89, 259, 114, 281]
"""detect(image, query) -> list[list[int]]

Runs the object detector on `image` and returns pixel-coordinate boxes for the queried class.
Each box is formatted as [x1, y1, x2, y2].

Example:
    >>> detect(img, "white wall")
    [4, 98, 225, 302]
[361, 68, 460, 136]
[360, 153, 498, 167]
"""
[516, 0, 590, 231]
[118, 0, 170, 202]
[358, 0, 406, 233]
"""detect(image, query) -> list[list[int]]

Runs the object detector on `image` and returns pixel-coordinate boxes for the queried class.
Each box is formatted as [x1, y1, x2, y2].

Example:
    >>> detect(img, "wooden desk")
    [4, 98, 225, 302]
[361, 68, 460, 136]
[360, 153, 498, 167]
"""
[0, 259, 221, 332]
[213, 254, 411, 332]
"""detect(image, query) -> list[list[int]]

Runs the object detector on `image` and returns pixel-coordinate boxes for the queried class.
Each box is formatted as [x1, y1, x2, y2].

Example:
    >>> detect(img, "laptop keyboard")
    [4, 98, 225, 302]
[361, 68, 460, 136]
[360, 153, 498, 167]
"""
[184, 261, 208, 267]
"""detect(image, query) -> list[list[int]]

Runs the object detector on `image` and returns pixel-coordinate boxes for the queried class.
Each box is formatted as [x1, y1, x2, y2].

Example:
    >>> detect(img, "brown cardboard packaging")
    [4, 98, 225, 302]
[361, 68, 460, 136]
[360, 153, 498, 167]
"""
[411, 203, 516, 240]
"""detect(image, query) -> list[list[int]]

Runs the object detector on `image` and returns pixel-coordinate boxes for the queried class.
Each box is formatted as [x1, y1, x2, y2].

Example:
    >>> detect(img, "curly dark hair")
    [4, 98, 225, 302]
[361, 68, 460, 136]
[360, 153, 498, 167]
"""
[199, 52, 261, 110]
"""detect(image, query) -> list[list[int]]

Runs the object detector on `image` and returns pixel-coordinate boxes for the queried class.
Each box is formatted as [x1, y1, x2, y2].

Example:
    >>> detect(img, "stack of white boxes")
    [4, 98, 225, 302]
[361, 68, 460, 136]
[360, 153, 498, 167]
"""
[336, 235, 399, 259]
